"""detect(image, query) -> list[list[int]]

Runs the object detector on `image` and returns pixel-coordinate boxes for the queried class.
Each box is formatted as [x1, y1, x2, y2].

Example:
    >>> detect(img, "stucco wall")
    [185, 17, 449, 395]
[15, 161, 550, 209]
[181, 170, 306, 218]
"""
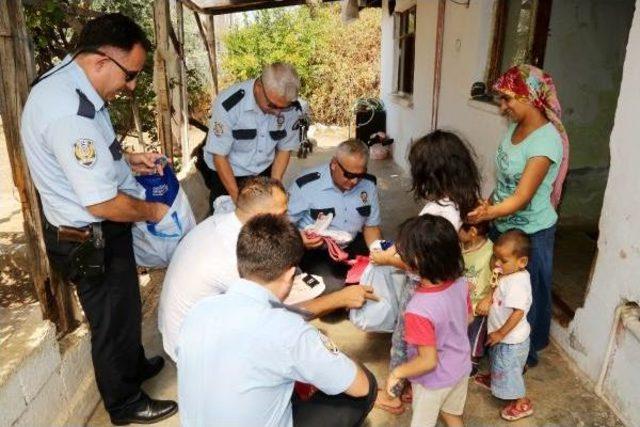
[381, 0, 640, 424]
[551, 3, 640, 424]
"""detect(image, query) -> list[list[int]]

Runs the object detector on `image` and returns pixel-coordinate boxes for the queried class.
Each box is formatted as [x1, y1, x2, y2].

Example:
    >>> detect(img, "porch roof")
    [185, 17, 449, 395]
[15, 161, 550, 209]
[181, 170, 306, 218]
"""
[179, 0, 339, 15]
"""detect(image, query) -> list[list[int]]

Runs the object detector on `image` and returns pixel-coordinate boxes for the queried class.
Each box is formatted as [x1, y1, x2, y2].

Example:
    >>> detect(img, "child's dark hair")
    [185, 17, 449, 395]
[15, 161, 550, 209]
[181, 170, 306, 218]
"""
[496, 229, 531, 258]
[460, 220, 490, 236]
[409, 130, 481, 219]
[396, 215, 464, 283]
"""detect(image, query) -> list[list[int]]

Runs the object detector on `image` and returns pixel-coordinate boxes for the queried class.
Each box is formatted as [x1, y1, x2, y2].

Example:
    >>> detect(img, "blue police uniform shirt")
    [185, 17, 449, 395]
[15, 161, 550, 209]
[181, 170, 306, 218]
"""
[21, 55, 142, 227]
[177, 278, 357, 427]
[288, 163, 381, 238]
[203, 78, 301, 176]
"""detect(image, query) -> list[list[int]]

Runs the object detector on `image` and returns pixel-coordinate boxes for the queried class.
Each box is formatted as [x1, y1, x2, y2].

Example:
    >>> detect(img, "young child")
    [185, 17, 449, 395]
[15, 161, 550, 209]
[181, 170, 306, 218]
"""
[475, 230, 533, 421]
[373, 130, 481, 414]
[387, 214, 472, 427]
[459, 221, 493, 375]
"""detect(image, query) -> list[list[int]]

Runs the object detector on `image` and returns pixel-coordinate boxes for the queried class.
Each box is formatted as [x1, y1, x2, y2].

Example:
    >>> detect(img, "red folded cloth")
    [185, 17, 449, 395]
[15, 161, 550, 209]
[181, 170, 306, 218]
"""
[305, 231, 349, 262]
[345, 255, 370, 284]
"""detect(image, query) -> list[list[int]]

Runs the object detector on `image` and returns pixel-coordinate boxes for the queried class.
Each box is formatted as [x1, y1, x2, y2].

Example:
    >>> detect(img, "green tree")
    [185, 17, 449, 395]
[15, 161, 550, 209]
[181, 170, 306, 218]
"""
[219, 5, 381, 125]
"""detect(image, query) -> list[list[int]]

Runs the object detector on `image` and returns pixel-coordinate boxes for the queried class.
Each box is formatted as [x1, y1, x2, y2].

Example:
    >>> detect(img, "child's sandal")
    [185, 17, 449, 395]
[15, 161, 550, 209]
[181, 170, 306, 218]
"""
[400, 385, 413, 404]
[501, 399, 533, 421]
[374, 389, 405, 415]
[473, 373, 491, 391]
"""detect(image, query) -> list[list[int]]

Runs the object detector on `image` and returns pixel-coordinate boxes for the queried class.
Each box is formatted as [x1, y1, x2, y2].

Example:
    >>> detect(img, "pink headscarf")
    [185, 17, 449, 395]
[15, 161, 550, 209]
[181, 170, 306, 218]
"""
[493, 65, 570, 208]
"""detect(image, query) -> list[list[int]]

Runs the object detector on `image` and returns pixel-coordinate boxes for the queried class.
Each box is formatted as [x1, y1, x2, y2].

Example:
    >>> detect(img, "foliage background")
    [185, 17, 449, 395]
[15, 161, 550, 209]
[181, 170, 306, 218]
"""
[219, 5, 381, 126]
[23, 1, 381, 138]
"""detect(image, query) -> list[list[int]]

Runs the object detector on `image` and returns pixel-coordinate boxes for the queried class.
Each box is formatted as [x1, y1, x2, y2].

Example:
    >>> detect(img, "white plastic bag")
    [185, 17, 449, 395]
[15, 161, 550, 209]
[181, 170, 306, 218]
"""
[132, 188, 196, 267]
[349, 265, 406, 332]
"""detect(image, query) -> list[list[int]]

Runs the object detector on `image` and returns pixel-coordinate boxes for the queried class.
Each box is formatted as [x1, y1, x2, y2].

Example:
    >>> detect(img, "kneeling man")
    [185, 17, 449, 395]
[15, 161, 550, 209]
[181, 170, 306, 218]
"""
[177, 214, 377, 426]
[288, 139, 382, 292]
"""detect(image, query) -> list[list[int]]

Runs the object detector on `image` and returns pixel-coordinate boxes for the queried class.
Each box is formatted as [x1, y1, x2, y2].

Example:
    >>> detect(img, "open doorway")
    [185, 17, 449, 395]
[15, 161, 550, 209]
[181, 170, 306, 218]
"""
[489, 0, 636, 320]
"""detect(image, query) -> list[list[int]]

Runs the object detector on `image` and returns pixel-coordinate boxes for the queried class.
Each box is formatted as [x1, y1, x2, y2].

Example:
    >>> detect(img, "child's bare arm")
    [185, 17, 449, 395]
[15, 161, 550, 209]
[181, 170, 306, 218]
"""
[486, 309, 524, 346]
[386, 345, 437, 396]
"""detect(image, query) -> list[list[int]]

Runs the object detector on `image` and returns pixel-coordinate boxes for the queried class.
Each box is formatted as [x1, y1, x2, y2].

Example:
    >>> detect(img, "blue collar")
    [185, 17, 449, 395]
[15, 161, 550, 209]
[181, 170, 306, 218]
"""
[243, 78, 261, 113]
[227, 278, 280, 305]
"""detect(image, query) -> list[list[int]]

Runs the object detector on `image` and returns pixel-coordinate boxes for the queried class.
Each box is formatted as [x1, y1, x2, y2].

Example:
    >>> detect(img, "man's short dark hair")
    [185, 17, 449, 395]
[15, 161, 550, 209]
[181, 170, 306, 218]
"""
[75, 13, 152, 53]
[496, 229, 531, 258]
[396, 214, 464, 283]
[237, 214, 303, 282]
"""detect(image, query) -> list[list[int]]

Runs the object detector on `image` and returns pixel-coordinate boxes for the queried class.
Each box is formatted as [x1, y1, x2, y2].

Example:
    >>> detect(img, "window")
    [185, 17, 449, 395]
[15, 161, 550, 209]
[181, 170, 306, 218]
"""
[487, 0, 552, 87]
[393, 6, 416, 96]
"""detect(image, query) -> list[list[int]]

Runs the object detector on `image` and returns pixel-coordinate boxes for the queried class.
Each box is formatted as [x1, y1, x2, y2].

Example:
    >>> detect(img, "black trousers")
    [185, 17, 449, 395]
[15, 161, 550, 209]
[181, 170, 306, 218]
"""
[299, 233, 369, 294]
[292, 365, 377, 427]
[44, 221, 147, 412]
[208, 165, 272, 210]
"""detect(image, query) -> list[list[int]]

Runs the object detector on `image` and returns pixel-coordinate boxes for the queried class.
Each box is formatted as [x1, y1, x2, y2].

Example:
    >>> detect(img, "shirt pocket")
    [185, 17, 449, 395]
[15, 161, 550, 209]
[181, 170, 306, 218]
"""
[269, 130, 287, 141]
[232, 129, 257, 152]
[356, 205, 371, 217]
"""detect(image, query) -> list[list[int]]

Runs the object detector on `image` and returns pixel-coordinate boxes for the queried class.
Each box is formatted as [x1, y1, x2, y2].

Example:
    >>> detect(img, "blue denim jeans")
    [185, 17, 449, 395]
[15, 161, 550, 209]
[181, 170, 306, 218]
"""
[489, 225, 556, 365]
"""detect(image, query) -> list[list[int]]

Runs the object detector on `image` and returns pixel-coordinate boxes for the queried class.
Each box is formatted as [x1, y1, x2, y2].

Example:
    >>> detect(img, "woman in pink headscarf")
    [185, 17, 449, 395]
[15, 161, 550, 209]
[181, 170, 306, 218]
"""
[468, 64, 569, 369]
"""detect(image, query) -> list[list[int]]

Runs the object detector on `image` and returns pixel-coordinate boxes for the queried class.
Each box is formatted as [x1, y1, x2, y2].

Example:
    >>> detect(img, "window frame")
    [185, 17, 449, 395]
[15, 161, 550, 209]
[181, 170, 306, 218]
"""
[392, 5, 416, 98]
[486, 0, 553, 91]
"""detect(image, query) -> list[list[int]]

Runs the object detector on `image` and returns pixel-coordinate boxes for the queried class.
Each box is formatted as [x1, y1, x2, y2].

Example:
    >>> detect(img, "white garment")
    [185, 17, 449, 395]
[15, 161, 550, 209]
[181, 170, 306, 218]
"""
[132, 188, 196, 267]
[158, 211, 242, 361]
[487, 270, 532, 344]
[419, 198, 462, 231]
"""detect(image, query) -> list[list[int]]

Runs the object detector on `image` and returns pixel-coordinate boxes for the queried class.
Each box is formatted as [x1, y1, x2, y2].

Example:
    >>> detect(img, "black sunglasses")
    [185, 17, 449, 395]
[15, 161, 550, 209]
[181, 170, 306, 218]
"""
[335, 159, 367, 180]
[96, 50, 142, 83]
[259, 77, 295, 112]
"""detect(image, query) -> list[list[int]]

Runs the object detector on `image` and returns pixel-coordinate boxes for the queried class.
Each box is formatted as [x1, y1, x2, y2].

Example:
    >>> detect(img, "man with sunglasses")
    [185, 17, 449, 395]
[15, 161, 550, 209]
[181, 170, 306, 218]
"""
[203, 62, 302, 208]
[21, 14, 177, 425]
[288, 139, 383, 292]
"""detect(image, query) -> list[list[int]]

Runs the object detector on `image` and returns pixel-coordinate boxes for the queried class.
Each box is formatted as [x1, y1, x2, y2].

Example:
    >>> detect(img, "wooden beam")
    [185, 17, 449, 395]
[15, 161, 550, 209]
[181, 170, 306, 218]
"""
[431, 0, 445, 130]
[194, 11, 219, 96]
[180, 0, 339, 16]
[0, 0, 75, 335]
[153, 0, 174, 160]
[176, 1, 191, 167]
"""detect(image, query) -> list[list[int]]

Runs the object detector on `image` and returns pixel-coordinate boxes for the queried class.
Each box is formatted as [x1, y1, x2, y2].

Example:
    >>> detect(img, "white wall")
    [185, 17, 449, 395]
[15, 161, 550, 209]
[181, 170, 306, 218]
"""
[551, 3, 640, 424]
[381, 0, 507, 196]
[381, 0, 640, 424]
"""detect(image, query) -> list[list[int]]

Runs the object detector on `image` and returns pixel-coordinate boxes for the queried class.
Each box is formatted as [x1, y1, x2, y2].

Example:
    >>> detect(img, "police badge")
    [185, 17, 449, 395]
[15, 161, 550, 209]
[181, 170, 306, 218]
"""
[276, 114, 285, 128]
[74, 138, 97, 168]
[213, 122, 224, 137]
[360, 191, 368, 204]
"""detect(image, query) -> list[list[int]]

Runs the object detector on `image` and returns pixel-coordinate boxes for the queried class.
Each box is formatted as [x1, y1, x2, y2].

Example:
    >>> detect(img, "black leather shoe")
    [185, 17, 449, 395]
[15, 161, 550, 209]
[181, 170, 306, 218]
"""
[110, 393, 178, 426]
[140, 356, 165, 382]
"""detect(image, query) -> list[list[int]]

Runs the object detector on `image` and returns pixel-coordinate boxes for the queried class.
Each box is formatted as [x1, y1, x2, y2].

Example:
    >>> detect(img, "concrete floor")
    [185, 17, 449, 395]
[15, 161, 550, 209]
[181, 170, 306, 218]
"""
[88, 147, 623, 426]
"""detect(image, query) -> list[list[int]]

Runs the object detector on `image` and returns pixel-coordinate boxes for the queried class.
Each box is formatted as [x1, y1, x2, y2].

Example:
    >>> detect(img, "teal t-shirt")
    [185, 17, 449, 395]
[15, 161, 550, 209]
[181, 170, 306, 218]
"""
[492, 122, 563, 234]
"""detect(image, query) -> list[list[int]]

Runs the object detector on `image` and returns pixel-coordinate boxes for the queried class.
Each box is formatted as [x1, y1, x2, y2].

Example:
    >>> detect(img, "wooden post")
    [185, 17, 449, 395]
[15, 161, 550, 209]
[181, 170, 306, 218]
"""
[194, 12, 219, 96]
[0, 0, 75, 335]
[176, 1, 191, 168]
[153, 0, 174, 160]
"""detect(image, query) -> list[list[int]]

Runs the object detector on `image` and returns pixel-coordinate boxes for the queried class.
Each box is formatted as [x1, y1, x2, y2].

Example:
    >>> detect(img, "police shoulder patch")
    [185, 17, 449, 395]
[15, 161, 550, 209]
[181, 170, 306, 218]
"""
[318, 332, 340, 355]
[295, 172, 321, 188]
[213, 122, 224, 137]
[74, 138, 97, 168]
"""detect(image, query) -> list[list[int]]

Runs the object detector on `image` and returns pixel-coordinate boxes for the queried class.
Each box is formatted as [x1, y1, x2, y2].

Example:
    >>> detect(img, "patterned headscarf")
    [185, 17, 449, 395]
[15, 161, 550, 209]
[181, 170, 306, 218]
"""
[493, 64, 569, 208]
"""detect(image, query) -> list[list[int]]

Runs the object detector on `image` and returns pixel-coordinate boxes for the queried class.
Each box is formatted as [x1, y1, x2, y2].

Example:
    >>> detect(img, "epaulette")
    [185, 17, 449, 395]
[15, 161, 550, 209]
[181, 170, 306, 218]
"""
[76, 89, 95, 119]
[363, 173, 377, 184]
[221, 89, 245, 111]
[269, 300, 313, 320]
[296, 171, 321, 188]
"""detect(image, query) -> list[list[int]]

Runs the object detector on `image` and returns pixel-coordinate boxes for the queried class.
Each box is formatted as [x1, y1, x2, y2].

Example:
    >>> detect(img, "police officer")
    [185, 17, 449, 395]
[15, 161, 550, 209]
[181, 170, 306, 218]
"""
[288, 139, 383, 292]
[177, 214, 377, 426]
[204, 62, 302, 205]
[20, 14, 177, 424]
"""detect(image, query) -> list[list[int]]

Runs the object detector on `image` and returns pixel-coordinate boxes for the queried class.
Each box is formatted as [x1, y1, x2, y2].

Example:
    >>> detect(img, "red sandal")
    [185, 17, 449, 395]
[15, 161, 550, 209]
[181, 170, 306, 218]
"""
[501, 398, 533, 421]
[474, 373, 491, 391]
[374, 389, 405, 415]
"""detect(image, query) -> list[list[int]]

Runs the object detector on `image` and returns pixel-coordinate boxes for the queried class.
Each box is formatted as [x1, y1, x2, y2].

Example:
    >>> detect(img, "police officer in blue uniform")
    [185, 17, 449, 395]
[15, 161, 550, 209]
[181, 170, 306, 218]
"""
[288, 139, 383, 292]
[204, 62, 302, 206]
[20, 14, 177, 425]
[178, 214, 376, 426]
